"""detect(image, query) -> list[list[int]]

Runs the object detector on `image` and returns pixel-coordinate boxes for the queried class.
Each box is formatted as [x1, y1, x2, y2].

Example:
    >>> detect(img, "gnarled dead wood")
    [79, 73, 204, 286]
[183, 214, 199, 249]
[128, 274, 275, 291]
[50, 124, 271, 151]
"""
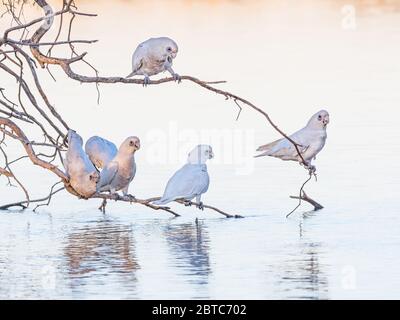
[286, 170, 322, 218]
[0, 0, 323, 218]
[290, 191, 324, 211]
[27, 0, 307, 166]
[92, 193, 181, 217]
[0, 117, 68, 180]
[0, 182, 64, 211]
[145, 197, 244, 219]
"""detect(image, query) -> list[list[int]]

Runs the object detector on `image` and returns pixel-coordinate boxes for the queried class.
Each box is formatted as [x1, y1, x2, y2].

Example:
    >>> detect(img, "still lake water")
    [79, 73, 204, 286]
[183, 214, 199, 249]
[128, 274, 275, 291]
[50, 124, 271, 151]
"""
[1, 0, 400, 299]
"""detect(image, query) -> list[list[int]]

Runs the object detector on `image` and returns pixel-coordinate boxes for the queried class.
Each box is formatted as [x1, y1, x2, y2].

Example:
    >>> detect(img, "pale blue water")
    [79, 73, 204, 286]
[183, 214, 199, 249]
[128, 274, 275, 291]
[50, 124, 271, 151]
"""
[0, 0, 400, 299]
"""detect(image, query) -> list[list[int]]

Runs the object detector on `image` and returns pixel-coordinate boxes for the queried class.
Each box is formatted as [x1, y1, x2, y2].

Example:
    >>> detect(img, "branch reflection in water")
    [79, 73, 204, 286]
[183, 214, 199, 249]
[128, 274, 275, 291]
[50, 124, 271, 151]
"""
[274, 213, 328, 299]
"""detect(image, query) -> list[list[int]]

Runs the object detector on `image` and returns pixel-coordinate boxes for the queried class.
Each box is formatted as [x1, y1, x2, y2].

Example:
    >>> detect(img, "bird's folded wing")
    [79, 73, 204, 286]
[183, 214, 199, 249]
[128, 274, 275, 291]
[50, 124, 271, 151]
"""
[85, 137, 118, 169]
[128, 45, 146, 77]
[256, 138, 283, 152]
[98, 161, 119, 188]
[64, 143, 85, 177]
[270, 129, 310, 158]
[162, 166, 206, 200]
[62, 156, 69, 172]
[256, 128, 309, 159]
[127, 60, 143, 78]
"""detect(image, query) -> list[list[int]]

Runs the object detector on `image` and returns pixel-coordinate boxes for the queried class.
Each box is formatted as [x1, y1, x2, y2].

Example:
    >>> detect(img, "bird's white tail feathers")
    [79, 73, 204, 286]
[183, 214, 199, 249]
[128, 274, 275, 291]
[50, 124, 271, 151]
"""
[152, 198, 172, 206]
[256, 138, 282, 152]
[255, 138, 282, 157]
[254, 151, 270, 158]
[126, 71, 136, 78]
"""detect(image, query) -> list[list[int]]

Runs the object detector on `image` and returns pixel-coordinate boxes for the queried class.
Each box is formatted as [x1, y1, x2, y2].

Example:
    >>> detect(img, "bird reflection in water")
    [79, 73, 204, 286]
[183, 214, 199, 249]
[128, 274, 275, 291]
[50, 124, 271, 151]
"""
[164, 219, 211, 296]
[275, 214, 329, 300]
[64, 219, 139, 283]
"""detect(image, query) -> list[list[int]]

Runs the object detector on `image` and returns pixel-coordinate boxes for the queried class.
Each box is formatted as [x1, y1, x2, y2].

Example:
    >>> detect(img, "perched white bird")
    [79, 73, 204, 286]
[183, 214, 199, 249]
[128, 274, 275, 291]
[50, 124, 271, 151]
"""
[153, 145, 214, 209]
[63, 130, 100, 198]
[255, 110, 330, 170]
[85, 136, 118, 170]
[96, 136, 140, 197]
[126, 37, 180, 85]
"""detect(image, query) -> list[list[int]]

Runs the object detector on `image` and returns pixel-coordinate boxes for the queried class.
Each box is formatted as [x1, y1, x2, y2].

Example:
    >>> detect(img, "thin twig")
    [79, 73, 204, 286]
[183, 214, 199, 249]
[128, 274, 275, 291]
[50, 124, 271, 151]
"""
[0, 183, 64, 210]
[25, 0, 306, 165]
[0, 0, 321, 218]
[91, 193, 181, 217]
[289, 191, 324, 212]
[8, 39, 98, 46]
[286, 170, 322, 218]
[145, 197, 243, 218]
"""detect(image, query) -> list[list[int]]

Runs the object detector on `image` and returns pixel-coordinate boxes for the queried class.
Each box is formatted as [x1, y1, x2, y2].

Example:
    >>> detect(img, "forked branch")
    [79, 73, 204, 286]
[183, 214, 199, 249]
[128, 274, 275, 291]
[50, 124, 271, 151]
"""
[0, 0, 320, 218]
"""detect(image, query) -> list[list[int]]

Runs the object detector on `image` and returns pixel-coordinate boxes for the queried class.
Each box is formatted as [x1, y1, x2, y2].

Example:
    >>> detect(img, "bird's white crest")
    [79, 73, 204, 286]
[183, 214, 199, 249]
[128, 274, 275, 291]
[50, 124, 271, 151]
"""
[187, 144, 214, 165]
[306, 109, 330, 129]
[146, 37, 178, 59]
[119, 136, 141, 154]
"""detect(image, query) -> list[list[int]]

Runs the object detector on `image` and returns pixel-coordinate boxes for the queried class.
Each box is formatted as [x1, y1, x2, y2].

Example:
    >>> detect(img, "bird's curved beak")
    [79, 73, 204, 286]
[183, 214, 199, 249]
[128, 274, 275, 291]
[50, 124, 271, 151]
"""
[323, 116, 330, 127]
[209, 151, 214, 159]
[134, 140, 141, 150]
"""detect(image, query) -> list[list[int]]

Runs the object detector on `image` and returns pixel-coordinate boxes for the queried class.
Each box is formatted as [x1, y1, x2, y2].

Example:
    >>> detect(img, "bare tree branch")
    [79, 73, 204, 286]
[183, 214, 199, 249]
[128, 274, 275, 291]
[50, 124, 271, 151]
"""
[290, 190, 324, 212]
[286, 171, 321, 218]
[26, 0, 307, 165]
[0, 117, 68, 180]
[0, 167, 13, 177]
[145, 197, 243, 219]
[0, 0, 322, 218]
[0, 181, 64, 211]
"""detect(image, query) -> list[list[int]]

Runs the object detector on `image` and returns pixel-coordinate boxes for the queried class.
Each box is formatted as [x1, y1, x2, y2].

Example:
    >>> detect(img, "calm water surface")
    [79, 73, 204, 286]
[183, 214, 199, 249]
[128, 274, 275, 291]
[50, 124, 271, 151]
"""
[0, 0, 400, 299]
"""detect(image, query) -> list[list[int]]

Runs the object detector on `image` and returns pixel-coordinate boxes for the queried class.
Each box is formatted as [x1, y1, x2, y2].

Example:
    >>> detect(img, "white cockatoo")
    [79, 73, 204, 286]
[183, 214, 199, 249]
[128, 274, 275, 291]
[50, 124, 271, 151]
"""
[85, 136, 118, 170]
[96, 136, 140, 197]
[153, 145, 214, 209]
[255, 110, 330, 170]
[63, 130, 100, 198]
[126, 37, 180, 85]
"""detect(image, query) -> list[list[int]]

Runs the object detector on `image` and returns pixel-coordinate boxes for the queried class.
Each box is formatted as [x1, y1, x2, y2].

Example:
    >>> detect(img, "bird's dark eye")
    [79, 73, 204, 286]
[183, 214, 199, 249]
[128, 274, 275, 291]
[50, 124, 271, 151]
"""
[318, 115, 322, 120]
[129, 141, 134, 146]
[167, 47, 172, 52]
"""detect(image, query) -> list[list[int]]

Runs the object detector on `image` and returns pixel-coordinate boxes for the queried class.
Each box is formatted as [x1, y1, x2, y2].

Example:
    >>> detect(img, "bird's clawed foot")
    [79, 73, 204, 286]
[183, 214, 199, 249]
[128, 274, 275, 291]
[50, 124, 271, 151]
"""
[112, 193, 121, 201]
[173, 73, 181, 83]
[197, 202, 204, 211]
[307, 165, 317, 180]
[143, 76, 150, 87]
[126, 194, 136, 202]
[184, 200, 192, 207]
[303, 162, 316, 174]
